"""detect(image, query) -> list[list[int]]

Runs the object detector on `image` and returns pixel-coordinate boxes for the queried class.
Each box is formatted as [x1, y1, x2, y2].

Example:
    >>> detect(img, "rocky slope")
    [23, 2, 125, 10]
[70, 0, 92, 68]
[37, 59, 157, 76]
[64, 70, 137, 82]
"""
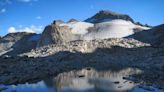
[0, 38, 164, 89]
[0, 32, 40, 56]
[24, 38, 150, 58]
[132, 24, 164, 46]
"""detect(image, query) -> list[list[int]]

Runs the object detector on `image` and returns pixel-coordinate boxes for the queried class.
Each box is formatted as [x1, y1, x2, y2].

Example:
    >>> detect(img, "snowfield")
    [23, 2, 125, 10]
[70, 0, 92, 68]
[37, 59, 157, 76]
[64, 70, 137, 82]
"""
[83, 19, 150, 40]
[59, 19, 150, 41]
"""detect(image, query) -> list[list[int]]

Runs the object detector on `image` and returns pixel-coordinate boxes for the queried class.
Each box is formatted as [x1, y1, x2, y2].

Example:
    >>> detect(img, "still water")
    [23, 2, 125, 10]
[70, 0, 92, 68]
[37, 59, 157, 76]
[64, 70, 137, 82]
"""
[1, 68, 164, 92]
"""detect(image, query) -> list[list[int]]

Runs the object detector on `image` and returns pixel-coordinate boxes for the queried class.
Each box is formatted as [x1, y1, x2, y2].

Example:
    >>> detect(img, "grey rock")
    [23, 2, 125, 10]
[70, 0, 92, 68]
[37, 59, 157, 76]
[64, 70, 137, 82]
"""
[37, 24, 74, 47]
[85, 10, 134, 23]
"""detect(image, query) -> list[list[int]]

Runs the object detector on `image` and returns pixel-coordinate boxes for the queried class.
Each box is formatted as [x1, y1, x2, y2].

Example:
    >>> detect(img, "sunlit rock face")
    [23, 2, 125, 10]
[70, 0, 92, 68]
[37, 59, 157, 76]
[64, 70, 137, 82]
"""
[25, 38, 149, 58]
[54, 68, 142, 92]
[37, 24, 75, 47]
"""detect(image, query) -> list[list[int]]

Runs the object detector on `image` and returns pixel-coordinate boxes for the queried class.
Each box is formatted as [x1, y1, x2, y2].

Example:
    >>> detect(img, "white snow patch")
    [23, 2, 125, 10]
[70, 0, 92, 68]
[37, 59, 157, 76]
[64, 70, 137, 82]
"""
[84, 19, 150, 40]
[60, 22, 94, 35]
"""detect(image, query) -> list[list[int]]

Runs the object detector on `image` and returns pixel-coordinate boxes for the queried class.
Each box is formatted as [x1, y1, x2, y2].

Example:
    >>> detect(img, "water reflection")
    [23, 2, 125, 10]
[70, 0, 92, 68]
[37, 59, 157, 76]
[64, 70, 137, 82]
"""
[54, 68, 141, 92]
[1, 68, 164, 92]
[0, 81, 54, 92]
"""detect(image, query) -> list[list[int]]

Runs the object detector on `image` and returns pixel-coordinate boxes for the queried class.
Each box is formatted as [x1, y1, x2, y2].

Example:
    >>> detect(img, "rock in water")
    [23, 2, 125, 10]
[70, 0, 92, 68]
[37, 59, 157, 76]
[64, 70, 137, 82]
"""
[85, 10, 134, 23]
[37, 24, 74, 47]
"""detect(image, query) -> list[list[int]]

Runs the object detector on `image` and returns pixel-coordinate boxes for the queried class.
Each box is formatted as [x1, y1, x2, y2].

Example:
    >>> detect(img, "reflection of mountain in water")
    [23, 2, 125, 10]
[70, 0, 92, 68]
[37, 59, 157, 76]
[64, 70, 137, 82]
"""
[1, 68, 164, 92]
[54, 68, 142, 92]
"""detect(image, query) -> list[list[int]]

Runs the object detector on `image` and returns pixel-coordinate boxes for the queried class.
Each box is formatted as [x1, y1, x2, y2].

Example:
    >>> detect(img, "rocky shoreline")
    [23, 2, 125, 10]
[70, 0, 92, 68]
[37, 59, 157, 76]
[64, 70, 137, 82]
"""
[0, 38, 164, 89]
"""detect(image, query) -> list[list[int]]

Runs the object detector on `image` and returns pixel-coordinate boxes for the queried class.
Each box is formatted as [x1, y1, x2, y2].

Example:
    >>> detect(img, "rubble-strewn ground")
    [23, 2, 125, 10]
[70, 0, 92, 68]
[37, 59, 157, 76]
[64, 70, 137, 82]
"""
[0, 38, 164, 90]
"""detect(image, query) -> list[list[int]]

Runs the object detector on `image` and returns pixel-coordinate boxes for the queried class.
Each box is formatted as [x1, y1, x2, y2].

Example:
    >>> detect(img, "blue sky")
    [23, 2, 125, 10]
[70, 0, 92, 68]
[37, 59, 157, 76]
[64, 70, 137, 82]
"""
[0, 0, 164, 36]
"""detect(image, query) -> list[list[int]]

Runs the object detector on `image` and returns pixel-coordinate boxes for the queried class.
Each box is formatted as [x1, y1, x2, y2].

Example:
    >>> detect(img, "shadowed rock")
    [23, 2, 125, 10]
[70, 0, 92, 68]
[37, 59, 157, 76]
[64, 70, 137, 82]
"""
[0, 32, 39, 56]
[132, 24, 164, 46]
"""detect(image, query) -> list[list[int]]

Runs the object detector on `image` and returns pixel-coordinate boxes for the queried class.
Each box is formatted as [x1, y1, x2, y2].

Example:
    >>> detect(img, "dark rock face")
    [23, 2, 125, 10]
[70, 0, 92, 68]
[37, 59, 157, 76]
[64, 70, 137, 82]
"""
[133, 24, 164, 46]
[37, 24, 74, 47]
[85, 10, 134, 23]
[53, 20, 64, 25]
[0, 32, 40, 56]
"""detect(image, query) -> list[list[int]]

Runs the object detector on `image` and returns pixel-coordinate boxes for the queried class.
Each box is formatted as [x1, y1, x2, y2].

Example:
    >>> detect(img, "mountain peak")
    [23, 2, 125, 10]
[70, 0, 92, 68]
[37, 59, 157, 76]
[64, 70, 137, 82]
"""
[53, 20, 64, 25]
[85, 10, 134, 23]
[98, 10, 123, 16]
[67, 19, 78, 23]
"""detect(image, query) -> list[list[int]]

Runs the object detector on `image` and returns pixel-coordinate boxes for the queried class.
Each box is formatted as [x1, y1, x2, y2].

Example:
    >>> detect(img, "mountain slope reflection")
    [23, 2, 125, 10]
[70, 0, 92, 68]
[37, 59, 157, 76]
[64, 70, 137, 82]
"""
[1, 68, 164, 92]
[54, 68, 142, 92]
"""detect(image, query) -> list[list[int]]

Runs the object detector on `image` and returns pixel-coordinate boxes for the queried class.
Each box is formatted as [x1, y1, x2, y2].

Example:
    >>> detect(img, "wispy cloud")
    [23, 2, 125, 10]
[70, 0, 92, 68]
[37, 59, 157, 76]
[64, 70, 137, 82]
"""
[0, 8, 6, 13]
[36, 16, 42, 20]
[0, 0, 12, 5]
[90, 5, 94, 9]
[0, 0, 38, 5]
[8, 25, 43, 33]
[17, 0, 38, 3]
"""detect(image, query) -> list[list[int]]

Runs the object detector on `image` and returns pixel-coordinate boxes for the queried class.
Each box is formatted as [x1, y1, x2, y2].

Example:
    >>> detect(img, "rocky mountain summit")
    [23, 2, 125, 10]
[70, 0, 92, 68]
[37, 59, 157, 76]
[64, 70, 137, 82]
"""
[0, 10, 164, 91]
[85, 10, 134, 23]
